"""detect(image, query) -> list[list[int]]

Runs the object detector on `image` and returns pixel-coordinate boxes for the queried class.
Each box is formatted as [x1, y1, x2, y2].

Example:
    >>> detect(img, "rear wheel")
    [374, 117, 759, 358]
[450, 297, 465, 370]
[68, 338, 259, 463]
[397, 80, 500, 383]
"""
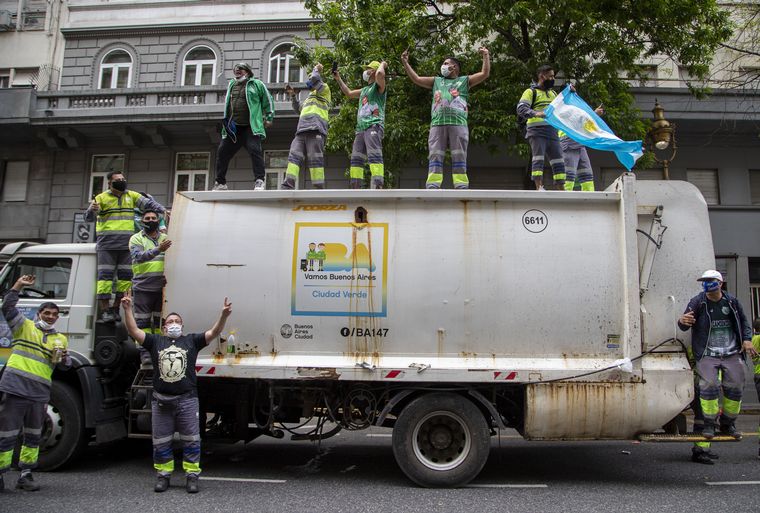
[392, 392, 491, 487]
[38, 381, 88, 470]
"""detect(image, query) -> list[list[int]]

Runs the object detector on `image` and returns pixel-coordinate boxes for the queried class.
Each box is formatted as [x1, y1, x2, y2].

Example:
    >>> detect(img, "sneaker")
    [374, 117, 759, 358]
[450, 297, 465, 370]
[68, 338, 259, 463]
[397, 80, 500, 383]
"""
[16, 474, 40, 491]
[154, 474, 170, 493]
[537, 186, 546, 191]
[691, 450, 714, 465]
[720, 422, 742, 440]
[186, 474, 199, 494]
[253, 179, 265, 191]
[212, 182, 228, 191]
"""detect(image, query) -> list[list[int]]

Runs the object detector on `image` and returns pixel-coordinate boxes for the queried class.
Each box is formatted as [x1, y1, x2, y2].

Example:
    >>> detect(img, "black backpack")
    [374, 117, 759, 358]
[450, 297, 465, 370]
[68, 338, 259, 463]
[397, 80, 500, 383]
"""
[517, 86, 538, 137]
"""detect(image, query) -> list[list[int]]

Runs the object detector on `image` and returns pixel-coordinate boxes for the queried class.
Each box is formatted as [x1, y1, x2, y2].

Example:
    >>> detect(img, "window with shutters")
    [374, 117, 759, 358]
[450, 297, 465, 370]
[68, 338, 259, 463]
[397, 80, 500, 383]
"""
[174, 152, 209, 194]
[1, 161, 30, 202]
[686, 169, 720, 205]
[268, 43, 304, 84]
[750, 170, 760, 205]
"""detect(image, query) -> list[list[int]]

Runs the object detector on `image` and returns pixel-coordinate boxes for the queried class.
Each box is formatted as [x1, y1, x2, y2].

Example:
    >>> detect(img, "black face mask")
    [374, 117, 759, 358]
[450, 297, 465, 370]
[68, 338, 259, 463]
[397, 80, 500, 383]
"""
[542, 79, 555, 90]
[143, 221, 159, 232]
[112, 180, 127, 192]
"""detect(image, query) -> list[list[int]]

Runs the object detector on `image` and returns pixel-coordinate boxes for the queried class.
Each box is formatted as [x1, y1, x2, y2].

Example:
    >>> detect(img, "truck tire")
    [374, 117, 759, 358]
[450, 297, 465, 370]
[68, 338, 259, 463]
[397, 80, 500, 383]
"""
[38, 381, 88, 471]
[392, 392, 491, 488]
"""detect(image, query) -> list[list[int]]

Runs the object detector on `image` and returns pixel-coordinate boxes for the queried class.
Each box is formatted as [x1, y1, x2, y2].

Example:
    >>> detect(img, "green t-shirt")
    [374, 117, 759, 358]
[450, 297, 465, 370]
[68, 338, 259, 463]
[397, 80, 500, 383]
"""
[430, 76, 469, 127]
[356, 82, 386, 132]
[704, 296, 739, 357]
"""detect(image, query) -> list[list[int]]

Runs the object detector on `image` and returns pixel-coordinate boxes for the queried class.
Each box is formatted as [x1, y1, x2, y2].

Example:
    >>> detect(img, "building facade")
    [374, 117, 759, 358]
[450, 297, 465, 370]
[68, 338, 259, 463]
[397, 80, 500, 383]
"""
[0, 0, 759, 316]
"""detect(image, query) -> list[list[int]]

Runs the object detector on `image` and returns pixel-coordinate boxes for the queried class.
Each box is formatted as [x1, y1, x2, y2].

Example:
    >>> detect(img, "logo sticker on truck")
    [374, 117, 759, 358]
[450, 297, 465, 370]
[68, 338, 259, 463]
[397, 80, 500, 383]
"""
[291, 222, 389, 317]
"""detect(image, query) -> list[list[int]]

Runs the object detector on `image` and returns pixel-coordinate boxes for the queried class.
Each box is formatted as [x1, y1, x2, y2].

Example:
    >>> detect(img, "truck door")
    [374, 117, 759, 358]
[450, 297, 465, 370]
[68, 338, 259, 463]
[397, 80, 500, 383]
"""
[0, 255, 76, 347]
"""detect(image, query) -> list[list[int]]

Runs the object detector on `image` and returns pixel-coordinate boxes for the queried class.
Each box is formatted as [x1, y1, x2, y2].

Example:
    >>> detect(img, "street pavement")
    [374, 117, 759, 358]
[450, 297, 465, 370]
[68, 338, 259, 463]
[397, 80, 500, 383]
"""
[2, 415, 760, 513]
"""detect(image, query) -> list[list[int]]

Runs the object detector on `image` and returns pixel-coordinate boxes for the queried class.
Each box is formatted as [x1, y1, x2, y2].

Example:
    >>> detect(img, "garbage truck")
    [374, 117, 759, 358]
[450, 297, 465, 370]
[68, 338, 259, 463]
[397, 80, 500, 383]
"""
[0, 174, 714, 487]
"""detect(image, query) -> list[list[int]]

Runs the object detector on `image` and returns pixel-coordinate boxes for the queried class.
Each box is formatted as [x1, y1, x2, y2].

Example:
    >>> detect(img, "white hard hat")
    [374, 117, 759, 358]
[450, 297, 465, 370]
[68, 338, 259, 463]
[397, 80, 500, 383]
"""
[697, 269, 723, 282]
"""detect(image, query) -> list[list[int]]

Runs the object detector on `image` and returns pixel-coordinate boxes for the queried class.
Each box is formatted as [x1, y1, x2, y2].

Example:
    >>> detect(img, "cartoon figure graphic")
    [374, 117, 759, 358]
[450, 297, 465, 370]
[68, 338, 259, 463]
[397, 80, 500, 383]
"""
[449, 87, 467, 112]
[157, 345, 188, 384]
[316, 243, 327, 271]
[306, 242, 318, 271]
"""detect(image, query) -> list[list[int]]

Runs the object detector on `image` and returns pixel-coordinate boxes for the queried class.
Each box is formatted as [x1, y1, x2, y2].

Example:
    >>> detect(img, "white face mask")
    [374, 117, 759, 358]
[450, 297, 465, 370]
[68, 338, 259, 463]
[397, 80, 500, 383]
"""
[440, 65, 451, 77]
[362, 69, 372, 82]
[35, 318, 54, 331]
[166, 324, 183, 339]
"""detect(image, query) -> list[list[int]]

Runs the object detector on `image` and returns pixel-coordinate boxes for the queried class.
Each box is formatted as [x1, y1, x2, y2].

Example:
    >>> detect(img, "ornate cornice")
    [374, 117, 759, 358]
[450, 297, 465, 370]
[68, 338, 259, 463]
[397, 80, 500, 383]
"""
[62, 18, 319, 39]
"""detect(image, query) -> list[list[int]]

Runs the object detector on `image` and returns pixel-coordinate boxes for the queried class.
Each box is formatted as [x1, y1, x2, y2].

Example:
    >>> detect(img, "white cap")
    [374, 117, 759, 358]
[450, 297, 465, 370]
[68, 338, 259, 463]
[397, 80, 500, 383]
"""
[697, 269, 723, 282]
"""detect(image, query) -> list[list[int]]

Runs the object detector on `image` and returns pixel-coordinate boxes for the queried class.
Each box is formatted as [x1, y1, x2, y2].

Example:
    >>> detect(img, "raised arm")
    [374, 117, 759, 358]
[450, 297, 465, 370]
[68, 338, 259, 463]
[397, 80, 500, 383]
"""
[401, 50, 435, 89]
[375, 61, 387, 94]
[135, 192, 166, 215]
[285, 84, 302, 114]
[468, 47, 490, 88]
[84, 197, 99, 222]
[120, 290, 146, 345]
[204, 297, 232, 344]
[2, 275, 35, 333]
[333, 69, 361, 99]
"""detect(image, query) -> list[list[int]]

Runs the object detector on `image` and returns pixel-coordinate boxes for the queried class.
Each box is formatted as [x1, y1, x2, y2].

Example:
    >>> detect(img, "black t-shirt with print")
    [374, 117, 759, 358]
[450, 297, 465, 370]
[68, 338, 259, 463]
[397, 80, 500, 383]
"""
[143, 333, 207, 396]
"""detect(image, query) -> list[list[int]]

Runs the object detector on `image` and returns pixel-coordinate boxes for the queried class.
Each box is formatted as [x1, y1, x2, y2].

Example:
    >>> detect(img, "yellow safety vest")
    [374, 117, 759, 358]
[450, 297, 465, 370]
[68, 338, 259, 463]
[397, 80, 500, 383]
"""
[95, 190, 143, 237]
[5, 319, 68, 387]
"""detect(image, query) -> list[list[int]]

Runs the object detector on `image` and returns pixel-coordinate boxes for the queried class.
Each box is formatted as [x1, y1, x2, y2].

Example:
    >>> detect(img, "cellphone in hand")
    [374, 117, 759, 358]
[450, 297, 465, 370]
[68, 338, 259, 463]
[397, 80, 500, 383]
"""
[331, 62, 338, 74]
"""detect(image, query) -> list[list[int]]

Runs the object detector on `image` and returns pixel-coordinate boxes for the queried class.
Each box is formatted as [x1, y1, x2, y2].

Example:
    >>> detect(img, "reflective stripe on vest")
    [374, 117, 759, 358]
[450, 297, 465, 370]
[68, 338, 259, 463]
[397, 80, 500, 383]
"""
[6, 319, 68, 386]
[95, 191, 141, 235]
[131, 232, 166, 278]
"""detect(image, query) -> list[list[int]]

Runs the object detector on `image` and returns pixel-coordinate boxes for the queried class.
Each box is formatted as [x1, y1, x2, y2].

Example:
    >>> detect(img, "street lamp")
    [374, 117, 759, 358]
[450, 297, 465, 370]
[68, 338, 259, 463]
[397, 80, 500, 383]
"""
[645, 100, 677, 180]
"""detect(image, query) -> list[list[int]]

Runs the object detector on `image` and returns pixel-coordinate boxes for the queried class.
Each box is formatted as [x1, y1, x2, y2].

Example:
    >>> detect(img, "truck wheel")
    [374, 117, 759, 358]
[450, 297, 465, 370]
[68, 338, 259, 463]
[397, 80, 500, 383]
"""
[392, 392, 491, 488]
[38, 381, 88, 471]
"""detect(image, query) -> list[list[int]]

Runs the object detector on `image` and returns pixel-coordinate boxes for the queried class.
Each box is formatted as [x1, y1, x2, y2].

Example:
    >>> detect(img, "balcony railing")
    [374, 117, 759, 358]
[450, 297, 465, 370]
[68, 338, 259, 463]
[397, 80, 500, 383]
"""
[31, 84, 303, 124]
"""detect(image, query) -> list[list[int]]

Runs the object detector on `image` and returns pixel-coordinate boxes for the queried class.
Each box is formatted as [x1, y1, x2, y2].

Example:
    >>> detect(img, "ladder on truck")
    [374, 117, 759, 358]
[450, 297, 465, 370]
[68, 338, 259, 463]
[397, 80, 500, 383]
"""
[127, 366, 154, 439]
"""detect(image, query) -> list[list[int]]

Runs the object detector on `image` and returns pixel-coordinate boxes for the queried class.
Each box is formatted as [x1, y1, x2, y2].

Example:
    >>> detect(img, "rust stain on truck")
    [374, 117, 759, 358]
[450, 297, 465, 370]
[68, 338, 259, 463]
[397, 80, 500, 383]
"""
[296, 367, 341, 379]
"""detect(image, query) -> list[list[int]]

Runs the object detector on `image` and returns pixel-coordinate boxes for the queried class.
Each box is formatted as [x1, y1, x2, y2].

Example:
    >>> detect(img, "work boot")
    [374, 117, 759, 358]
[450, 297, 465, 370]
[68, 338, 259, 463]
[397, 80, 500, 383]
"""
[702, 420, 716, 439]
[154, 474, 170, 493]
[720, 421, 742, 440]
[705, 450, 719, 460]
[691, 449, 714, 465]
[186, 474, 199, 494]
[16, 473, 40, 491]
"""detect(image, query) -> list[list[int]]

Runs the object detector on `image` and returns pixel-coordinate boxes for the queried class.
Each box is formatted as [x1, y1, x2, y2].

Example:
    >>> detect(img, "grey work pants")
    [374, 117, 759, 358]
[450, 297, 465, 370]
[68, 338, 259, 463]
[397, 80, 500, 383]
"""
[151, 392, 201, 476]
[0, 393, 46, 473]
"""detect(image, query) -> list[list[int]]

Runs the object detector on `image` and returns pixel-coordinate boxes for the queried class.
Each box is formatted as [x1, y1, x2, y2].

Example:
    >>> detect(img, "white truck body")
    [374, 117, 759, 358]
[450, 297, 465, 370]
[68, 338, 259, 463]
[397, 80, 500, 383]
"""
[0, 174, 714, 486]
[165, 174, 710, 440]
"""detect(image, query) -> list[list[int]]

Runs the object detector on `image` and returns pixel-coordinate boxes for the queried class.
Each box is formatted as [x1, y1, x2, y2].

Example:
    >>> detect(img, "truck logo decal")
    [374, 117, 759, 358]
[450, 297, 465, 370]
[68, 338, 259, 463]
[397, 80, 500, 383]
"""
[291, 222, 389, 317]
[292, 205, 348, 211]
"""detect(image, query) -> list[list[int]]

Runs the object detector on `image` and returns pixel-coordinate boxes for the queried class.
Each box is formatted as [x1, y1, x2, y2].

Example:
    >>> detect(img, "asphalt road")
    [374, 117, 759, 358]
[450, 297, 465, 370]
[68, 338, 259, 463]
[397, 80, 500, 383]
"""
[2, 417, 760, 513]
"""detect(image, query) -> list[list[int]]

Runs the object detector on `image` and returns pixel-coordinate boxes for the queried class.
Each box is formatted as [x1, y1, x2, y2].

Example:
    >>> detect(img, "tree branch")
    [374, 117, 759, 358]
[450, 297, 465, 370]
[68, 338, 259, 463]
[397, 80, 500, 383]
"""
[719, 41, 760, 58]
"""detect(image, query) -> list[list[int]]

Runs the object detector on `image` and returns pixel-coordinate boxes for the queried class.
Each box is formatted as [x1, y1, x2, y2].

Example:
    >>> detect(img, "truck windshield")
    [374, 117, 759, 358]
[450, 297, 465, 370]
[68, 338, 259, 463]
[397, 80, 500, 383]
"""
[0, 257, 73, 299]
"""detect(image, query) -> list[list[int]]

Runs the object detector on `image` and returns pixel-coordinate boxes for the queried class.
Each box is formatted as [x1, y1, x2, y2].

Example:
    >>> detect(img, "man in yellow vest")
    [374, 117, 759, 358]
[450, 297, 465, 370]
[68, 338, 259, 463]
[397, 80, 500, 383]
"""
[130, 209, 172, 364]
[281, 63, 331, 189]
[85, 171, 167, 322]
[0, 275, 70, 492]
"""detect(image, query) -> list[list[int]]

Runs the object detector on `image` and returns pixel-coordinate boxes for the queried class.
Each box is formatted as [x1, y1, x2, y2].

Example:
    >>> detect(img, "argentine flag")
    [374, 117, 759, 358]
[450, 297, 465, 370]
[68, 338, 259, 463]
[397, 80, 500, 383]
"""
[544, 85, 643, 170]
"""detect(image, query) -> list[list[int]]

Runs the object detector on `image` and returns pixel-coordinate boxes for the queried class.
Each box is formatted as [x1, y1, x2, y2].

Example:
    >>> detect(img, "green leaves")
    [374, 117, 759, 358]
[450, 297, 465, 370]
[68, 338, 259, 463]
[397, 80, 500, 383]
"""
[303, 0, 732, 177]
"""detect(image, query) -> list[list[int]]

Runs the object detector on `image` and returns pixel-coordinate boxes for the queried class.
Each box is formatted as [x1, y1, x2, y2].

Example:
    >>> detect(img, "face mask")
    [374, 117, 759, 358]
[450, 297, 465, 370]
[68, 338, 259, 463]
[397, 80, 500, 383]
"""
[362, 70, 372, 82]
[440, 65, 451, 78]
[112, 180, 127, 192]
[702, 281, 721, 293]
[35, 318, 54, 331]
[166, 324, 183, 339]
[543, 79, 555, 89]
[143, 220, 159, 232]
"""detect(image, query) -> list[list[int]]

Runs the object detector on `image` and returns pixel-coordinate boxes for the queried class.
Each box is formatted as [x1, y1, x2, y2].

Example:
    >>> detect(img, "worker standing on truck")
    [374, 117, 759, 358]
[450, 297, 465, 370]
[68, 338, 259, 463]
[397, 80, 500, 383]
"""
[332, 60, 388, 188]
[129, 209, 172, 365]
[281, 63, 332, 189]
[212, 62, 275, 191]
[401, 47, 490, 189]
[85, 171, 167, 322]
[517, 64, 566, 191]
[557, 102, 604, 191]
[0, 275, 70, 492]
[678, 270, 755, 440]
[121, 291, 232, 494]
